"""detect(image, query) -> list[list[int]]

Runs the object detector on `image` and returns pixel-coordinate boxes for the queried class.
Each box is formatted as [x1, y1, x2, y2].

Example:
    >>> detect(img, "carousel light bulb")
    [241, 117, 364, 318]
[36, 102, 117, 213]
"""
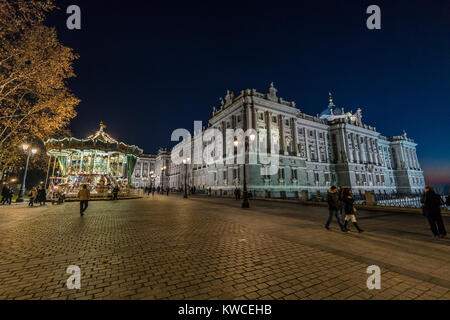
[31, 149, 37, 155]
[22, 144, 29, 151]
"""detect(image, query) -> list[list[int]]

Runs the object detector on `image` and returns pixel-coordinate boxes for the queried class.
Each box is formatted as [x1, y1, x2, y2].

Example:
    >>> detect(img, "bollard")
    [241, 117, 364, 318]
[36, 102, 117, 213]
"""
[365, 190, 376, 206]
[301, 190, 309, 201]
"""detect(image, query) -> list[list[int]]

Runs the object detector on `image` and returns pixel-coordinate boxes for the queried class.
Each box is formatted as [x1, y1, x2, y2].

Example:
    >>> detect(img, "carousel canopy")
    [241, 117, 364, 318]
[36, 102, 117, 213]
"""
[45, 122, 143, 156]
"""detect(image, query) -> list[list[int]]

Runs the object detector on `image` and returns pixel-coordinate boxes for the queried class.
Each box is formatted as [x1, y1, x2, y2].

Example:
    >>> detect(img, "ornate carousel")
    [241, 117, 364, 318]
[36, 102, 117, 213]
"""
[44, 122, 143, 197]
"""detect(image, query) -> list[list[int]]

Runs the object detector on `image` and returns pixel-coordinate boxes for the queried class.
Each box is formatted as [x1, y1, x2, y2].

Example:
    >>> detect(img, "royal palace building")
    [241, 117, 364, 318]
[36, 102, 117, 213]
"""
[134, 84, 425, 198]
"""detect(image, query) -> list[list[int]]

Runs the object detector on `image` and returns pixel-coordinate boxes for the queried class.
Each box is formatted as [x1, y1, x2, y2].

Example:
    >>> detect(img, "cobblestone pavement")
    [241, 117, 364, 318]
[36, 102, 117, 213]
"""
[0, 195, 449, 300]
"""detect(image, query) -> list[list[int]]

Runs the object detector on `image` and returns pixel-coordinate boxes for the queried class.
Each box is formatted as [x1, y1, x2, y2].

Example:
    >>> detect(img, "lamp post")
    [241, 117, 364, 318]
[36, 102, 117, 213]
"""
[234, 134, 255, 209]
[161, 166, 167, 192]
[149, 171, 155, 189]
[16, 144, 37, 203]
[182, 158, 190, 199]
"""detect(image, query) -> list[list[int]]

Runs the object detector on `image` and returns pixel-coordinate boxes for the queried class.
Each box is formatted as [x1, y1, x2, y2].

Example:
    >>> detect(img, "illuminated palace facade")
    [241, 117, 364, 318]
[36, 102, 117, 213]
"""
[134, 84, 425, 197]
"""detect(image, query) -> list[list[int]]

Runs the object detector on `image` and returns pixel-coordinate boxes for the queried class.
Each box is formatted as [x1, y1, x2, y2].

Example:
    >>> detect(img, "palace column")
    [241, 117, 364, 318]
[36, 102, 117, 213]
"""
[352, 134, 359, 163]
[324, 133, 329, 163]
[315, 130, 321, 163]
[364, 137, 371, 164]
[346, 132, 354, 163]
[265, 111, 272, 154]
[291, 119, 299, 156]
[305, 129, 312, 161]
[221, 121, 226, 161]
[251, 105, 257, 130]
[279, 115, 286, 155]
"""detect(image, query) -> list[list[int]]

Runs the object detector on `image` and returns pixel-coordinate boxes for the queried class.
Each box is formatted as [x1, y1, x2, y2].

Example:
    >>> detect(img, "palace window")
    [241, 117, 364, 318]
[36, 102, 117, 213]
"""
[285, 119, 290, 126]
[237, 115, 241, 123]
[233, 168, 239, 181]
[299, 144, 306, 158]
[291, 168, 298, 180]
[310, 145, 317, 161]
[272, 116, 277, 123]
[258, 113, 264, 120]
[279, 168, 285, 180]
[314, 172, 320, 183]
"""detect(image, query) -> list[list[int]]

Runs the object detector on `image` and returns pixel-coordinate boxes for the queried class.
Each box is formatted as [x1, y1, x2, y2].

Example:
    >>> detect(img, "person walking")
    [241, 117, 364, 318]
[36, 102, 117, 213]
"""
[234, 188, 239, 200]
[1, 184, 9, 205]
[337, 186, 344, 218]
[37, 186, 46, 206]
[152, 187, 155, 197]
[342, 188, 364, 233]
[7, 187, 14, 205]
[28, 187, 37, 207]
[325, 186, 347, 232]
[78, 185, 91, 217]
[166, 187, 170, 196]
[421, 186, 447, 238]
[112, 185, 120, 200]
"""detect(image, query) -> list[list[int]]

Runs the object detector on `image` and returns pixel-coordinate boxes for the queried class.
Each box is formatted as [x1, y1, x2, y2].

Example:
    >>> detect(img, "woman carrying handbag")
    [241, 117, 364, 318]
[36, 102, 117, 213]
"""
[342, 188, 364, 233]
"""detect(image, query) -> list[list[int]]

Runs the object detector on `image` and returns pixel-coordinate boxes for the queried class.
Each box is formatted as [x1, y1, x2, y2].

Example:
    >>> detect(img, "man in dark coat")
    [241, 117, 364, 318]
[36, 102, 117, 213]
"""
[37, 186, 46, 206]
[7, 188, 14, 205]
[325, 186, 347, 232]
[1, 184, 9, 205]
[421, 186, 447, 238]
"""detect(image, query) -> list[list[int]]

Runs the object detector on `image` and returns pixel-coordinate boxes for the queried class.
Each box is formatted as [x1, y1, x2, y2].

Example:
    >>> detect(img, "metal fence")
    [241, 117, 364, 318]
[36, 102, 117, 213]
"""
[373, 193, 424, 209]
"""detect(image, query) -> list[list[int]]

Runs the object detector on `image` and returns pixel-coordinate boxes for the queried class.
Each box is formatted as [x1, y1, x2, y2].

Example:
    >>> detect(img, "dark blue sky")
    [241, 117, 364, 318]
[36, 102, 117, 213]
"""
[48, 0, 450, 184]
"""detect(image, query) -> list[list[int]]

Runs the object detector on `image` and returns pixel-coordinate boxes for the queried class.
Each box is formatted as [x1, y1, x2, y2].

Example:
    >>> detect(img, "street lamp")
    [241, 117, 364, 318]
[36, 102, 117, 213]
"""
[16, 144, 38, 203]
[149, 171, 155, 189]
[161, 166, 167, 192]
[234, 134, 255, 209]
[182, 158, 190, 199]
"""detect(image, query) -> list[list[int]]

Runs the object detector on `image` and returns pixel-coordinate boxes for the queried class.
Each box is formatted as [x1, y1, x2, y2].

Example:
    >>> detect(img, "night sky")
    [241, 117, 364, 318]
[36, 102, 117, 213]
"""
[47, 0, 450, 184]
